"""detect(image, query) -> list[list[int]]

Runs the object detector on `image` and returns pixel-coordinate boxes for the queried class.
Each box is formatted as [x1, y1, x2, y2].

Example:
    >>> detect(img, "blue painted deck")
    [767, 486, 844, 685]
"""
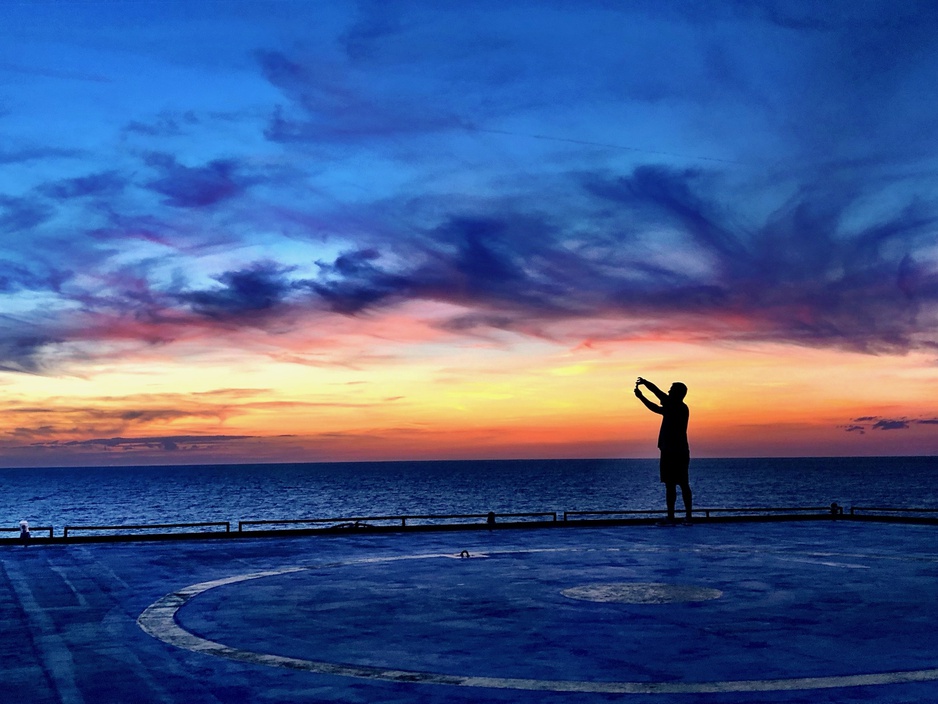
[2, 521, 937, 703]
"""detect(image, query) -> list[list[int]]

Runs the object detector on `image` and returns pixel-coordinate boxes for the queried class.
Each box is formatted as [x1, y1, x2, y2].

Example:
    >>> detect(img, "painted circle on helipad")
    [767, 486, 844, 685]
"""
[138, 544, 938, 695]
[562, 582, 722, 604]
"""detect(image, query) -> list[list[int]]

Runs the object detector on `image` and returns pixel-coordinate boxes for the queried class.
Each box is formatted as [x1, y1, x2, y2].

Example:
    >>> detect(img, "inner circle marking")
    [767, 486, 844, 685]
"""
[137, 548, 938, 694]
[561, 582, 722, 604]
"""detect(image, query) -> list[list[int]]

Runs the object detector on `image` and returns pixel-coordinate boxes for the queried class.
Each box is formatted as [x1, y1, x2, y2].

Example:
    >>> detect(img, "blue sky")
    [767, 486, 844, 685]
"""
[2, 1, 938, 465]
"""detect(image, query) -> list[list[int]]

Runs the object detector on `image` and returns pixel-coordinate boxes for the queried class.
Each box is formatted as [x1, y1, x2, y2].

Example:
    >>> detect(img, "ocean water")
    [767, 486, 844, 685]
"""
[1, 456, 936, 531]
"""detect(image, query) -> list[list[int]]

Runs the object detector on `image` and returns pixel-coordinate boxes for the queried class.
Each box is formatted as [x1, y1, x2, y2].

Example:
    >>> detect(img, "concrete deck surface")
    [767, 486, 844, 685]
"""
[2, 521, 937, 704]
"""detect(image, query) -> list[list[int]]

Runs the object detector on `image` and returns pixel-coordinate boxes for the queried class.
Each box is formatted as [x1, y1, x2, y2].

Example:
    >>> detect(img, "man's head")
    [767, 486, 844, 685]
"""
[669, 382, 687, 400]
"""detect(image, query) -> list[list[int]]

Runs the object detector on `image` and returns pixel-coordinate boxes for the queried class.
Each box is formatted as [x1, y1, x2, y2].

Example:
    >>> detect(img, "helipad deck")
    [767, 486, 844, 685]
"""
[2, 521, 937, 703]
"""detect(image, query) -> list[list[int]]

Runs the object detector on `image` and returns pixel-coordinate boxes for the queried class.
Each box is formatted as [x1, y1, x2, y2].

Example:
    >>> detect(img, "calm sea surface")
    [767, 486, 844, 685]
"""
[1, 457, 937, 530]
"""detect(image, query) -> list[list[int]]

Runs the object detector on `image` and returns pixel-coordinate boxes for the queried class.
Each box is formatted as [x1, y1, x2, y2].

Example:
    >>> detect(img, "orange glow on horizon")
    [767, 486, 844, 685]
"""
[2, 331, 936, 468]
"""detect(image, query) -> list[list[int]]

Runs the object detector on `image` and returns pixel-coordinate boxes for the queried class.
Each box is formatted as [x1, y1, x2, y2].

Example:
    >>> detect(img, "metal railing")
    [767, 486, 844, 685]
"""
[563, 506, 833, 521]
[850, 506, 938, 516]
[695, 506, 833, 518]
[62, 521, 230, 538]
[238, 511, 557, 532]
[564, 509, 663, 521]
[0, 526, 54, 539]
[5, 504, 938, 542]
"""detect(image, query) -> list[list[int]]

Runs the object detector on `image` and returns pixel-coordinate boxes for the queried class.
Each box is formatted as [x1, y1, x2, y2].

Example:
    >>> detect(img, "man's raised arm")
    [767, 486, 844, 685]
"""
[637, 377, 667, 403]
[634, 380, 663, 415]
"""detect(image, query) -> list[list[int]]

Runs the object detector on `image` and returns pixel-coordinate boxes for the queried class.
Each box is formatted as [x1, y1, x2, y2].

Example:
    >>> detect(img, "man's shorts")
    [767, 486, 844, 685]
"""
[659, 449, 690, 485]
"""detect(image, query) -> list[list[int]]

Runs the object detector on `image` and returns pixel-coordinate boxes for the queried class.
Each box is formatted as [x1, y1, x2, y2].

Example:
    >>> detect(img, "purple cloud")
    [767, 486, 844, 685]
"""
[144, 155, 248, 208]
[872, 419, 910, 431]
[844, 416, 938, 434]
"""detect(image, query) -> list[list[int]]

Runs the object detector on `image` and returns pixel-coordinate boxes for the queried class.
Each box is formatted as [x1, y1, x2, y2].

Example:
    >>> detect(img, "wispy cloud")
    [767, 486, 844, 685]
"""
[123, 111, 200, 137]
[39, 171, 126, 200]
[0, 146, 83, 165]
[843, 416, 938, 434]
[256, 48, 465, 143]
[30, 434, 257, 453]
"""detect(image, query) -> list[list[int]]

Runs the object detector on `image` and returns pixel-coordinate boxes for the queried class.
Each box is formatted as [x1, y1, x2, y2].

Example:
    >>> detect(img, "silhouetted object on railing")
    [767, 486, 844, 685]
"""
[19, 520, 30, 547]
[487, 511, 496, 526]
[635, 377, 692, 525]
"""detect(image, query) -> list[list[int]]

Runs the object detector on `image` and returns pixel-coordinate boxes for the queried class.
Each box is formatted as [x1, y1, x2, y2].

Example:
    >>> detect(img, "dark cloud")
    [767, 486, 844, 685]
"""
[0, 195, 52, 232]
[39, 170, 126, 199]
[179, 262, 297, 319]
[872, 419, 910, 430]
[0, 260, 70, 294]
[256, 49, 465, 142]
[33, 434, 254, 452]
[845, 416, 938, 433]
[0, 147, 83, 164]
[144, 154, 248, 208]
[0, 61, 112, 83]
[308, 248, 411, 314]
[308, 212, 610, 323]
[0, 335, 60, 374]
[124, 111, 199, 137]
[340, 1, 403, 62]
[746, 2, 938, 42]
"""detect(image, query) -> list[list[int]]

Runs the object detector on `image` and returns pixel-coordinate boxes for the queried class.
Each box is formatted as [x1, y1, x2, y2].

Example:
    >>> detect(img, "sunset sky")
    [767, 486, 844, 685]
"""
[2, 0, 938, 467]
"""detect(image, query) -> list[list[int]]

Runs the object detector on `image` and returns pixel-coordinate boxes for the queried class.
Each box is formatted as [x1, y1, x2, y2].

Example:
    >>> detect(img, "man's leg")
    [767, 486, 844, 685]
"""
[665, 483, 677, 520]
[679, 482, 693, 520]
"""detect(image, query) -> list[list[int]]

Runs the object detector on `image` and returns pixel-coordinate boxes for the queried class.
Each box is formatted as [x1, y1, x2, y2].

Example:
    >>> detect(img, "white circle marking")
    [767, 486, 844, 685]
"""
[138, 548, 938, 694]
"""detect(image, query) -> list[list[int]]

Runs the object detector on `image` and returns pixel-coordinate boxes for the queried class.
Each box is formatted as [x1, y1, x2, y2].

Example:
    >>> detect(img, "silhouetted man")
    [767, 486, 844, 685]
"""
[634, 377, 692, 524]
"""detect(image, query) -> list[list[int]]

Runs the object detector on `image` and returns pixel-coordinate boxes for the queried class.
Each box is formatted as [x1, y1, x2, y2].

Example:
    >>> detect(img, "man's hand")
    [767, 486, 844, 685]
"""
[636, 376, 646, 386]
